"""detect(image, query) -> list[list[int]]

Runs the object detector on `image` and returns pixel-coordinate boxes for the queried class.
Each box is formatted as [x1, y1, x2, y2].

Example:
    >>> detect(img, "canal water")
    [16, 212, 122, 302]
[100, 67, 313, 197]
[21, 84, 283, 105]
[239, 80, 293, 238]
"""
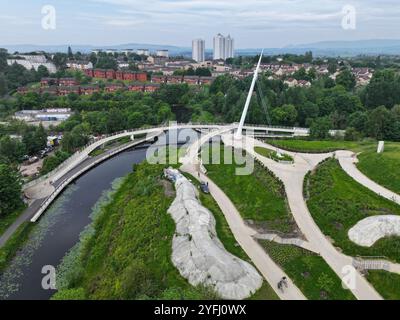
[0, 129, 200, 300]
[0, 147, 149, 300]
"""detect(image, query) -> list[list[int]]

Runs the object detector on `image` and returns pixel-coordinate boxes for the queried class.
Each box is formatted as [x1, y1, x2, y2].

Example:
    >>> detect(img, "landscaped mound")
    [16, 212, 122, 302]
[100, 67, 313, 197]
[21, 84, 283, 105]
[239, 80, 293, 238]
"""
[348, 215, 400, 247]
[166, 168, 263, 300]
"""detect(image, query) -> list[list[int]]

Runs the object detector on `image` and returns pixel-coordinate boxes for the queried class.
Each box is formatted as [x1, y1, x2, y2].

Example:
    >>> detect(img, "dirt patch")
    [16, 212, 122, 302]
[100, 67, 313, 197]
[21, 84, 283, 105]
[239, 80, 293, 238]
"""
[161, 179, 175, 198]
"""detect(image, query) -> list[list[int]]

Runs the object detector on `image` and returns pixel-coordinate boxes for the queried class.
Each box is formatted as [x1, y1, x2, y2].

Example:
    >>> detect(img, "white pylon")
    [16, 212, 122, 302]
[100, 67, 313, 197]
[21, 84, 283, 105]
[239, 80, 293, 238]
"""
[234, 50, 264, 140]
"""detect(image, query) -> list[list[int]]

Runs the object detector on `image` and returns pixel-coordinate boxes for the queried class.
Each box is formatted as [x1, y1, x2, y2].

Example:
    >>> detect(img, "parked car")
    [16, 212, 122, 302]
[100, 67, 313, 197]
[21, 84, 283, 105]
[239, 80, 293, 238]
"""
[200, 182, 210, 194]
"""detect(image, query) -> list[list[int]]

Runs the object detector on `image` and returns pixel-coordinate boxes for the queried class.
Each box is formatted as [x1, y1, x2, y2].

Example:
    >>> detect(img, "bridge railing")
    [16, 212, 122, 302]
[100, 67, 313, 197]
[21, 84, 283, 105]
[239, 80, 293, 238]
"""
[23, 122, 308, 190]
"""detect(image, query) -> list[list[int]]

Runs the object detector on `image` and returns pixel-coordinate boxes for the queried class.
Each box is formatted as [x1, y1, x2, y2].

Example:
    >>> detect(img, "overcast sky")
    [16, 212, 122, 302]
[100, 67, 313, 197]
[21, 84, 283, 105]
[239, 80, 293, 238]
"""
[1, 0, 399, 48]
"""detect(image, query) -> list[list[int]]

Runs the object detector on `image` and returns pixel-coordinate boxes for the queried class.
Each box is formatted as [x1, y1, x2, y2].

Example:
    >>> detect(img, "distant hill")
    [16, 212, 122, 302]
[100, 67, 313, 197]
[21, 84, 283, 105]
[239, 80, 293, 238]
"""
[2, 39, 400, 57]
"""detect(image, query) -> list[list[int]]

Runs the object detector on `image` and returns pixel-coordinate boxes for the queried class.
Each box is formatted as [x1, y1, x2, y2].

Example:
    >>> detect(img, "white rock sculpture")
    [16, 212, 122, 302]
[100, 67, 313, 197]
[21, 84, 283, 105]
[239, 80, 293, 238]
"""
[348, 215, 400, 247]
[165, 168, 263, 299]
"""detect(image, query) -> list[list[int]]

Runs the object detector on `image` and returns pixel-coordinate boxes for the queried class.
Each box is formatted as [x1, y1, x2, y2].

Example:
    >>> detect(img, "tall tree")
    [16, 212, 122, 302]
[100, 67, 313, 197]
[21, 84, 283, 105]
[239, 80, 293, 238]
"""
[0, 163, 22, 216]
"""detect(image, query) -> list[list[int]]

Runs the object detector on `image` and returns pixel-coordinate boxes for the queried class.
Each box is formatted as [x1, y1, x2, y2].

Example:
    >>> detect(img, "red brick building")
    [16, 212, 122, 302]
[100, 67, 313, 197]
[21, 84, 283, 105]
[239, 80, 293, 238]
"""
[183, 76, 199, 85]
[123, 72, 135, 81]
[144, 84, 160, 93]
[59, 78, 78, 86]
[104, 84, 125, 93]
[84, 69, 94, 77]
[167, 75, 183, 84]
[94, 69, 107, 78]
[41, 78, 58, 87]
[199, 76, 214, 85]
[134, 72, 147, 82]
[128, 83, 144, 92]
[80, 86, 100, 95]
[151, 75, 166, 83]
[41, 86, 59, 95]
[58, 86, 80, 96]
[115, 71, 125, 80]
[17, 87, 29, 94]
[106, 70, 116, 79]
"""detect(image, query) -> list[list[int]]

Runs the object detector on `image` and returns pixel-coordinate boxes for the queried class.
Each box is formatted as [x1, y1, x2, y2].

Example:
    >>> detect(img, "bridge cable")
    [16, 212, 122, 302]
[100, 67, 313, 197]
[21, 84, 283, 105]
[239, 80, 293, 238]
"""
[256, 78, 272, 126]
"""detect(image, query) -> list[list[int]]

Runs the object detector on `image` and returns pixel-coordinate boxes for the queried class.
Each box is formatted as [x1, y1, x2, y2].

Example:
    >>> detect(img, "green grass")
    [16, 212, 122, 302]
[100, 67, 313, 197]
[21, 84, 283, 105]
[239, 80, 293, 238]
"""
[366, 270, 400, 300]
[0, 205, 26, 236]
[306, 158, 400, 262]
[89, 136, 132, 157]
[254, 147, 293, 162]
[0, 222, 34, 272]
[357, 142, 400, 194]
[183, 173, 279, 300]
[266, 139, 375, 153]
[204, 145, 294, 233]
[259, 241, 355, 300]
[53, 162, 220, 300]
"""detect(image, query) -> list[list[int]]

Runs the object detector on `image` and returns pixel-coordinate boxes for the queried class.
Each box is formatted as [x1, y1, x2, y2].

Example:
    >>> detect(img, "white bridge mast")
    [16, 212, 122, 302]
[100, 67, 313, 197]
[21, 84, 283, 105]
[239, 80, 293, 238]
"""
[235, 50, 264, 140]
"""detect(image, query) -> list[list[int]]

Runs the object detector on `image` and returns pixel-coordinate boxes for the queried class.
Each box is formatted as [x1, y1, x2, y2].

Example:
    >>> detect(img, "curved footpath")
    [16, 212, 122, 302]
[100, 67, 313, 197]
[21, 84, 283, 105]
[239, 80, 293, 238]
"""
[223, 135, 383, 300]
[335, 150, 400, 205]
[180, 129, 306, 300]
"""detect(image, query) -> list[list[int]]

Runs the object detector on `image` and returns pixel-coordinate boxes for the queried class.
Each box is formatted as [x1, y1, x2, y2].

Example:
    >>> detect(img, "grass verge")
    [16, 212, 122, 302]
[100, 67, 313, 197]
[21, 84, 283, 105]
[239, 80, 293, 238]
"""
[259, 240, 355, 300]
[266, 139, 375, 153]
[52, 162, 220, 300]
[204, 145, 294, 234]
[366, 270, 400, 300]
[254, 147, 293, 162]
[357, 142, 400, 194]
[0, 222, 34, 273]
[306, 158, 400, 262]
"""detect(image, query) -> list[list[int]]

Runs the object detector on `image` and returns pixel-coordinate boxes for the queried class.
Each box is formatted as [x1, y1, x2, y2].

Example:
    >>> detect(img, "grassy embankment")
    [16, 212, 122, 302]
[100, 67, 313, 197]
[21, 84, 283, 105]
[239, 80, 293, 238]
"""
[306, 158, 400, 299]
[357, 142, 400, 194]
[254, 147, 293, 162]
[0, 205, 31, 272]
[204, 145, 295, 234]
[259, 241, 355, 300]
[53, 161, 221, 300]
[266, 138, 375, 153]
[89, 136, 133, 157]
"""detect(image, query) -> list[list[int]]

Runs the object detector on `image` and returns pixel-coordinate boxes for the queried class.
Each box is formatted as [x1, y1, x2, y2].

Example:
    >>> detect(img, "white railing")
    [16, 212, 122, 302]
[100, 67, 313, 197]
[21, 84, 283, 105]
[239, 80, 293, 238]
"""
[30, 134, 159, 222]
[23, 122, 311, 190]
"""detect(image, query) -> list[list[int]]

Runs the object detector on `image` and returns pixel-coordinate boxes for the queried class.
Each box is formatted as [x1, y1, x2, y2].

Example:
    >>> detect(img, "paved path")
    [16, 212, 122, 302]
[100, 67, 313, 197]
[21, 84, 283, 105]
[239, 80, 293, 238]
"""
[336, 150, 400, 205]
[223, 135, 383, 300]
[180, 130, 306, 300]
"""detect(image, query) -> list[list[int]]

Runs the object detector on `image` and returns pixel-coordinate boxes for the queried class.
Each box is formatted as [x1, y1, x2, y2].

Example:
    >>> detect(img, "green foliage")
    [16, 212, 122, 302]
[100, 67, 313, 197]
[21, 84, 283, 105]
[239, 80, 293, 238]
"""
[310, 117, 332, 139]
[54, 162, 218, 300]
[357, 142, 400, 194]
[0, 163, 22, 217]
[41, 150, 71, 175]
[0, 135, 26, 163]
[336, 69, 356, 91]
[366, 271, 400, 300]
[260, 241, 355, 300]
[254, 147, 293, 162]
[0, 221, 33, 272]
[52, 288, 86, 300]
[205, 145, 294, 233]
[22, 124, 47, 155]
[307, 158, 400, 262]
[266, 138, 374, 153]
